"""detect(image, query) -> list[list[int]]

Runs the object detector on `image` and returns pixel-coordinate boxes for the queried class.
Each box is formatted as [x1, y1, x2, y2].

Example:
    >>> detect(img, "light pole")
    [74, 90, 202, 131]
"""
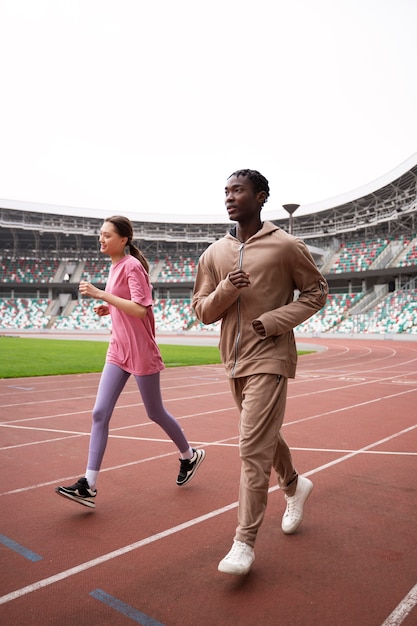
[282, 204, 299, 235]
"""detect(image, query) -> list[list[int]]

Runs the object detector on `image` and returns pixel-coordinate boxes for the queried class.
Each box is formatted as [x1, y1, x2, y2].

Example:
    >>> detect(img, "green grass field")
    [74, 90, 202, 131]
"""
[0, 336, 222, 378]
[0, 336, 311, 379]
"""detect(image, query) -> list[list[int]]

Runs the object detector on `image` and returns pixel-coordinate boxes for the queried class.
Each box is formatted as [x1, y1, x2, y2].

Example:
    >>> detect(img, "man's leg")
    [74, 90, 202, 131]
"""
[232, 373, 296, 547]
[218, 374, 295, 574]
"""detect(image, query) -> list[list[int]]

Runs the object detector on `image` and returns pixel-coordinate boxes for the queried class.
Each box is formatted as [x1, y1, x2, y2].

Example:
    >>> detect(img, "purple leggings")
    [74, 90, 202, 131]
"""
[87, 363, 190, 471]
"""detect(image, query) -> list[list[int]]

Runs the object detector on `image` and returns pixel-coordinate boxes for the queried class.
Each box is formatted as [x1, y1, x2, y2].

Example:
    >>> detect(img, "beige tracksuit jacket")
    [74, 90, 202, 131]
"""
[192, 221, 328, 379]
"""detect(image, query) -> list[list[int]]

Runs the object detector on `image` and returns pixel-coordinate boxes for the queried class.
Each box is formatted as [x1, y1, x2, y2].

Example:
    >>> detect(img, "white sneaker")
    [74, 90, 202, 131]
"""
[218, 540, 255, 575]
[281, 476, 313, 534]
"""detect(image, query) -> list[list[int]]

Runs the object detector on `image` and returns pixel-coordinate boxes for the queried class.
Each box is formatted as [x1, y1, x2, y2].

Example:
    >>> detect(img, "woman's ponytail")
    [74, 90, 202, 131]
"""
[129, 242, 149, 273]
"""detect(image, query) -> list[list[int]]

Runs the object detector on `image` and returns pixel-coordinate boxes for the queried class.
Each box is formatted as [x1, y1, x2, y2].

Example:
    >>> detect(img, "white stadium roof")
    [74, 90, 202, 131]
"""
[294, 151, 417, 218]
[1, 151, 417, 225]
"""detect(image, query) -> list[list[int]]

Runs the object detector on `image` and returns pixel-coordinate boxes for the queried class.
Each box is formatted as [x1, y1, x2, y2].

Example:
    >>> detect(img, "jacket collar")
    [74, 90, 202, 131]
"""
[228, 221, 280, 241]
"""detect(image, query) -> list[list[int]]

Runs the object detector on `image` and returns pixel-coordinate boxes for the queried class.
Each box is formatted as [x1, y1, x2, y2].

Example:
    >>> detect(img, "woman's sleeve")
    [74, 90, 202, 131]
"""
[127, 263, 153, 307]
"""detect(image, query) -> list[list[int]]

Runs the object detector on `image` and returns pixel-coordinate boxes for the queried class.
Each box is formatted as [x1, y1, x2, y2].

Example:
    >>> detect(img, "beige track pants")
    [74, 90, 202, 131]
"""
[229, 373, 298, 548]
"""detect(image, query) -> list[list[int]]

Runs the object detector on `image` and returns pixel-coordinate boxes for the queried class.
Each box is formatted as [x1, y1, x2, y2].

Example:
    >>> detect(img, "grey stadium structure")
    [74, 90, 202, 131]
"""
[0, 154, 416, 337]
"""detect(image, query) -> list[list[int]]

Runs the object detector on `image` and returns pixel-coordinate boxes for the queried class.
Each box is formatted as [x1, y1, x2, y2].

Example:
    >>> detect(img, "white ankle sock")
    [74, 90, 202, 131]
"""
[180, 447, 193, 460]
[85, 469, 99, 490]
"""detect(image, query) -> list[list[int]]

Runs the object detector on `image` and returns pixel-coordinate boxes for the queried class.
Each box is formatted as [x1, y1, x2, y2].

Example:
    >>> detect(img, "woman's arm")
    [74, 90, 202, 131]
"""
[79, 280, 147, 319]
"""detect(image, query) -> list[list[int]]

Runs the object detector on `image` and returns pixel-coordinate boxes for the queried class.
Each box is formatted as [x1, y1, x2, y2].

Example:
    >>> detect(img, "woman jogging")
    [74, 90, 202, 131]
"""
[55, 215, 205, 508]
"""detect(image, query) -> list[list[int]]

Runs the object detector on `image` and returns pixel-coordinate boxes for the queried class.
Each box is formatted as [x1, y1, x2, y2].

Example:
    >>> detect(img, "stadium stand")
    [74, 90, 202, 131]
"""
[396, 236, 417, 267]
[81, 258, 109, 283]
[1, 155, 416, 336]
[53, 298, 112, 331]
[0, 258, 59, 283]
[0, 297, 50, 329]
[157, 257, 197, 282]
[327, 237, 389, 273]
[296, 293, 363, 333]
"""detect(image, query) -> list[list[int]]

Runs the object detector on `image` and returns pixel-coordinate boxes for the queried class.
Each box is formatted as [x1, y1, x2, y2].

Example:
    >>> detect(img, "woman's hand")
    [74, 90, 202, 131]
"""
[79, 280, 103, 300]
[93, 304, 110, 317]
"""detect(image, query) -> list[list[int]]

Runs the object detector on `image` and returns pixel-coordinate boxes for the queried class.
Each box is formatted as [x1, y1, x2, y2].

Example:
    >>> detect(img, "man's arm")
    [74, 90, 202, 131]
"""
[192, 257, 242, 325]
[252, 239, 328, 338]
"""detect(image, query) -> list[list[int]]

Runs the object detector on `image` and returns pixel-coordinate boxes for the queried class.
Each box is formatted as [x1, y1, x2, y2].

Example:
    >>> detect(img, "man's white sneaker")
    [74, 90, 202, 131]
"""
[218, 540, 255, 575]
[281, 476, 313, 534]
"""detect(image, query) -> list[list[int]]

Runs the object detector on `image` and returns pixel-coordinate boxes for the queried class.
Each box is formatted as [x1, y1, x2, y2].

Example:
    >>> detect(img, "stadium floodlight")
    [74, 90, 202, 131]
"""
[282, 204, 300, 235]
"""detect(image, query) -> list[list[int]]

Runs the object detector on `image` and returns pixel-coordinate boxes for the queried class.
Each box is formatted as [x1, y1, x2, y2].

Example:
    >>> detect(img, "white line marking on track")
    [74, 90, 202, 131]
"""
[0, 390, 231, 418]
[289, 371, 417, 401]
[1, 422, 416, 610]
[0, 380, 228, 409]
[7, 386, 33, 390]
[285, 387, 417, 427]
[0, 407, 236, 452]
[381, 582, 417, 626]
[0, 503, 239, 606]
[291, 447, 417, 456]
[0, 434, 86, 451]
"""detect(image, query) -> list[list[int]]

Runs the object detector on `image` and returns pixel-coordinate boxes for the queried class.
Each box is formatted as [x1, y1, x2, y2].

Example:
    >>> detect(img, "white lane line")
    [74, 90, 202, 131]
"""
[0, 390, 230, 420]
[0, 407, 236, 453]
[0, 503, 238, 606]
[1, 381, 415, 431]
[0, 437, 239, 496]
[285, 387, 417, 427]
[288, 370, 417, 401]
[0, 423, 415, 607]
[380, 582, 417, 626]
[0, 380, 227, 410]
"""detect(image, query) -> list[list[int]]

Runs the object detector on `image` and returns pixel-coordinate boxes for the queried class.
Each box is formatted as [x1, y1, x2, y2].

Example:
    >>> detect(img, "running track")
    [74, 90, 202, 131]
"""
[0, 337, 416, 625]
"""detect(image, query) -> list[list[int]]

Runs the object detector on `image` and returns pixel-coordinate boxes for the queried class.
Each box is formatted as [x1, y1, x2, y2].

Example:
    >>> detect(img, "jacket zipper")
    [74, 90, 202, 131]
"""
[231, 242, 245, 377]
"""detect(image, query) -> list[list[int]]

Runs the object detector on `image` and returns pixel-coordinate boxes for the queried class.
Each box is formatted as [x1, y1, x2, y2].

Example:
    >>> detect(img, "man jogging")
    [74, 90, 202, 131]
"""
[192, 169, 327, 575]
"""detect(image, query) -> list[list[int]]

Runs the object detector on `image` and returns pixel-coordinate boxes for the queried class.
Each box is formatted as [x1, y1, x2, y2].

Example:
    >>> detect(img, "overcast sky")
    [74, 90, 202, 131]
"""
[1, 0, 417, 221]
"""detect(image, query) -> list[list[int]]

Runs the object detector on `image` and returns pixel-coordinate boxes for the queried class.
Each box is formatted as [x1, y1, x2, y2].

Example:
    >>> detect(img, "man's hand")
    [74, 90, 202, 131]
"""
[228, 269, 250, 289]
[252, 319, 266, 337]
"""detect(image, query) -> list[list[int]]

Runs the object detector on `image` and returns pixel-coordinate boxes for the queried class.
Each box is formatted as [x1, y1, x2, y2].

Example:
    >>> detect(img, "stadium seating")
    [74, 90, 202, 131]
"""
[327, 238, 389, 273]
[0, 290, 415, 334]
[331, 289, 417, 334]
[0, 298, 50, 329]
[0, 234, 415, 335]
[296, 293, 363, 333]
[153, 298, 191, 331]
[81, 259, 109, 283]
[397, 237, 417, 267]
[153, 298, 220, 332]
[365, 289, 416, 333]
[157, 257, 197, 282]
[81, 256, 159, 284]
[0, 258, 59, 283]
[53, 299, 112, 331]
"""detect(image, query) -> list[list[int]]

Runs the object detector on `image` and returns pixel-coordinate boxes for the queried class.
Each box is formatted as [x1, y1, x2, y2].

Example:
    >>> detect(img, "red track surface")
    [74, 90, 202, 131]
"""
[1, 337, 416, 625]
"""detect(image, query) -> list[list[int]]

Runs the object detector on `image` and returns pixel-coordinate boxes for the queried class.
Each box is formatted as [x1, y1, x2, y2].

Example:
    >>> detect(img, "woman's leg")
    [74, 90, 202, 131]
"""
[55, 363, 129, 505]
[134, 372, 190, 455]
[87, 363, 130, 473]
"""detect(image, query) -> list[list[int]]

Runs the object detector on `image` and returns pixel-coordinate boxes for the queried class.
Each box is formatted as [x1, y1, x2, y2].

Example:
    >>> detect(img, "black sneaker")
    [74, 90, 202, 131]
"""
[55, 477, 97, 508]
[176, 448, 205, 486]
